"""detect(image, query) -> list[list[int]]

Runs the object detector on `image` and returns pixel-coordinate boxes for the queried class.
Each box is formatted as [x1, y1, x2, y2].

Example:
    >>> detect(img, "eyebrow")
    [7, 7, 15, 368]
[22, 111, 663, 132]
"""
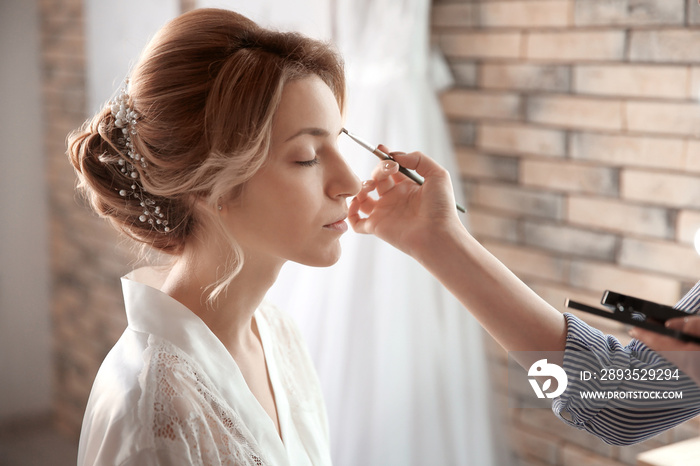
[284, 127, 342, 142]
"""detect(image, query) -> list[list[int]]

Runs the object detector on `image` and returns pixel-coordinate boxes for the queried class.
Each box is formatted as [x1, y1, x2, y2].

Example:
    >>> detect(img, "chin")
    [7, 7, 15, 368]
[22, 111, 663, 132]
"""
[296, 245, 343, 268]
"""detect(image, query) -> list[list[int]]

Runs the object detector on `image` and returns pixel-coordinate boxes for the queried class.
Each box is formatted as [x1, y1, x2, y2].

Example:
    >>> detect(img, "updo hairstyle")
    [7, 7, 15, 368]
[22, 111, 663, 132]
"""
[67, 8, 345, 261]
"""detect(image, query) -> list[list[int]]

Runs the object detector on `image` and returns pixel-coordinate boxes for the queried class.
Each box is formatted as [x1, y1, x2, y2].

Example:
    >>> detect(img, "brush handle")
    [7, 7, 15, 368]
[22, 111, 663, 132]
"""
[372, 149, 466, 213]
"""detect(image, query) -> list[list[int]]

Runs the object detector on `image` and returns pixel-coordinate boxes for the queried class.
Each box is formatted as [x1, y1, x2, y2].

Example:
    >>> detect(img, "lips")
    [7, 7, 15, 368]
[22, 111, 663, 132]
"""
[323, 215, 349, 232]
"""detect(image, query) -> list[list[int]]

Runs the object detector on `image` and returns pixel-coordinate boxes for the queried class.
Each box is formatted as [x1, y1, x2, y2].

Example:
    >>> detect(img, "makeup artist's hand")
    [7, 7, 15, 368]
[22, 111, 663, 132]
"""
[630, 317, 700, 387]
[349, 146, 464, 257]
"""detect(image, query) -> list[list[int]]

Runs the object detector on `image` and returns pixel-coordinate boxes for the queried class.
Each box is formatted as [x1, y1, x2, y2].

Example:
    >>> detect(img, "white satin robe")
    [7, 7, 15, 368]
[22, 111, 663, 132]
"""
[77, 268, 332, 466]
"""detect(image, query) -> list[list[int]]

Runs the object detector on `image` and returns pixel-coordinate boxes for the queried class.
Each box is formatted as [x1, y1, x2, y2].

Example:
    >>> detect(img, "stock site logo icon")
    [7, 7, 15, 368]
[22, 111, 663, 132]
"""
[528, 359, 568, 399]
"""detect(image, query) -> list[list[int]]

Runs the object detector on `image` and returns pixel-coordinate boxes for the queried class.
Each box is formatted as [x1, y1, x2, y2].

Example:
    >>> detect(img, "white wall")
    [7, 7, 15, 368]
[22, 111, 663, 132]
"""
[85, 0, 179, 111]
[195, 0, 331, 39]
[0, 0, 52, 420]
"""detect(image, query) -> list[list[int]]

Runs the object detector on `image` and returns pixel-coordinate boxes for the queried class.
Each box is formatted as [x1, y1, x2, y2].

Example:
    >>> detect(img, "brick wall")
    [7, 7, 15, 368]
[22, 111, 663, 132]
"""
[433, 0, 700, 464]
[40, 0, 140, 437]
[41, 0, 200, 441]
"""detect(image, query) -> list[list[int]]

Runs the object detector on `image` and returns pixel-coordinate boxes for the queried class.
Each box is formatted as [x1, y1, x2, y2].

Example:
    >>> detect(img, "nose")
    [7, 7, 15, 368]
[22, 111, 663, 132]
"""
[327, 149, 362, 199]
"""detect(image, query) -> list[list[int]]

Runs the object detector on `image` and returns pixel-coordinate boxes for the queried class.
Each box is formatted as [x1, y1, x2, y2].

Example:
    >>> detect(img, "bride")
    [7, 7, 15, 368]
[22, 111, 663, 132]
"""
[69, 8, 360, 465]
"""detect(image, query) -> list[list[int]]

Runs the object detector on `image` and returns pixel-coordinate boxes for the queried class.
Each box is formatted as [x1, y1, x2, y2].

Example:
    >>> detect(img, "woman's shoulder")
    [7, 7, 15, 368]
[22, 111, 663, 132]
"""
[78, 330, 155, 464]
[81, 333, 207, 445]
[88, 330, 204, 405]
[81, 332, 267, 465]
[83, 330, 149, 415]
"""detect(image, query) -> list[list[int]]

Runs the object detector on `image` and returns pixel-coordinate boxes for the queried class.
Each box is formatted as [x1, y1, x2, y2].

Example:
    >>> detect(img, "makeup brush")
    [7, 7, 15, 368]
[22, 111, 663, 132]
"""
[341, 128, 466, 213]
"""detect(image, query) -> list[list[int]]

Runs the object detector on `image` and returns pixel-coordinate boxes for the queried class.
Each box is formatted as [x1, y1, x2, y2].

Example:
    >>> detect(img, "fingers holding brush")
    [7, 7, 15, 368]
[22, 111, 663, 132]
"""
[349, 154, 401, 235]
[348, 180, 376, 234]
[385, 149, 451, 188]
[341, 129, 465, 213]
[349, 147, 465, 256]
[387, 150, 459, 220]
[372, 145, 401, 195]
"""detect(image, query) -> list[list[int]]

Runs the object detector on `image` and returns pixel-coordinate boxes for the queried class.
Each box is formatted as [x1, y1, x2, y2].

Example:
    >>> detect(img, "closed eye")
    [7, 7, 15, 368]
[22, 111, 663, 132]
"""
[296, 157, 320, 167]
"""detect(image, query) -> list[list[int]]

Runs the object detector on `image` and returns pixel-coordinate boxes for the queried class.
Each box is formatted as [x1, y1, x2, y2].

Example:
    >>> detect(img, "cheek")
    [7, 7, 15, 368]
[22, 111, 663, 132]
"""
[276, 175, 324, 215]
[236, 155, 330, 217]
[252, 175, 324, 233]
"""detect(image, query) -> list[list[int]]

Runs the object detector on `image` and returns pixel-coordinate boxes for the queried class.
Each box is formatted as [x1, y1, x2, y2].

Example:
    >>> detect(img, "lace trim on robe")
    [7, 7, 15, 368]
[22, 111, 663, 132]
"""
[137, 335, 269, 465]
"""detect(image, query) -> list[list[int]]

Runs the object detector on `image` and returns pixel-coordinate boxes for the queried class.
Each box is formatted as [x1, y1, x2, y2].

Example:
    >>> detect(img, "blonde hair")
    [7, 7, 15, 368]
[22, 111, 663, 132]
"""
[67, 8, 345, 300]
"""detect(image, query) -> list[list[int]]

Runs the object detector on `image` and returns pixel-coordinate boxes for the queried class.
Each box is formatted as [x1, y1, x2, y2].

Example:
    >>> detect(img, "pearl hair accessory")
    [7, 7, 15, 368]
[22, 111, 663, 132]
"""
[110, 81, 170, 233]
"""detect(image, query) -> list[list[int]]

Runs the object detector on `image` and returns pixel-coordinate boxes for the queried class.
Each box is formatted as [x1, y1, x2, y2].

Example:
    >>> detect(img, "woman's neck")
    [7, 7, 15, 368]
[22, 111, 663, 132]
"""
[161, 244, 284, 354]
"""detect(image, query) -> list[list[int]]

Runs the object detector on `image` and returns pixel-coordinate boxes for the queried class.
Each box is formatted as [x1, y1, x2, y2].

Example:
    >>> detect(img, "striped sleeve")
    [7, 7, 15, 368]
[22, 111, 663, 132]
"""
[551, 281, 700, 445]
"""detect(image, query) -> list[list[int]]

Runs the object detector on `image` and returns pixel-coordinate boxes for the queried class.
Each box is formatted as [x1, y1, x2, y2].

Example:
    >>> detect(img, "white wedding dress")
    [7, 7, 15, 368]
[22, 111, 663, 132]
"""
[198, 1, 496, 464]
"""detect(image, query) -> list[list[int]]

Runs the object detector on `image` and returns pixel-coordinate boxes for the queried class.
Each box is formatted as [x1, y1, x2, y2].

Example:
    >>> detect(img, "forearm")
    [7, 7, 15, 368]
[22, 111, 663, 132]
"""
[554, 314, 700, 444]
[353, 151, 568, 364]
[410, 221, 567, 364]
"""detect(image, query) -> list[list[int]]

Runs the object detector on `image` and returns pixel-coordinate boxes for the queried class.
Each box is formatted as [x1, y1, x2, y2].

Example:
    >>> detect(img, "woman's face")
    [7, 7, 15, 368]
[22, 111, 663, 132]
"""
[221, 75, 361, 268]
